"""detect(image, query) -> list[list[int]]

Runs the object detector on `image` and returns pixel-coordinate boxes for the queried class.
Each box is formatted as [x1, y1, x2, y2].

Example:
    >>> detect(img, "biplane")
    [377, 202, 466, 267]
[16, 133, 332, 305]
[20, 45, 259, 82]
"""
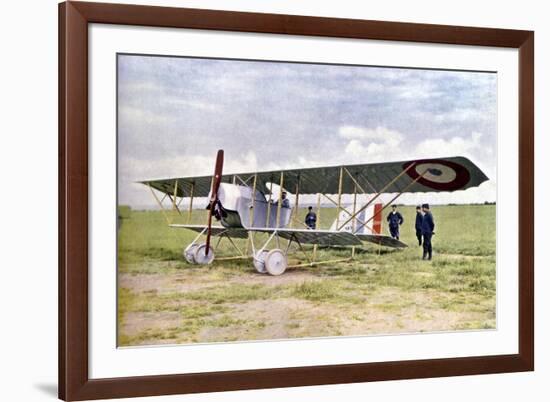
[140, 150, 488, 275]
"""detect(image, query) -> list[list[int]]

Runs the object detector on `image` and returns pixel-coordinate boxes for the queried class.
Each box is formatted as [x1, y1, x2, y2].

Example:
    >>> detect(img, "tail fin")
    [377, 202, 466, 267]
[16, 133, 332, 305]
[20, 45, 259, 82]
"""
[372, 203, 383, 234]
[329, 203, 384, 234]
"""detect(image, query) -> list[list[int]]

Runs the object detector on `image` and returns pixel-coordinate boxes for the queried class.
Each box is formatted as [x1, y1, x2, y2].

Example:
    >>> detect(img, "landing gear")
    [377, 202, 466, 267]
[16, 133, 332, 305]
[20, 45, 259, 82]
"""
[253, 248, 287, 276]
[193, 243, 215, 265]
[184, 230, 290, 275]
[183, 243, 198, 264]
[183, 227, 215, 265]
[264, 249, 287, 276]
[253, 250, 269, 274]
[184, 242, 215, 265]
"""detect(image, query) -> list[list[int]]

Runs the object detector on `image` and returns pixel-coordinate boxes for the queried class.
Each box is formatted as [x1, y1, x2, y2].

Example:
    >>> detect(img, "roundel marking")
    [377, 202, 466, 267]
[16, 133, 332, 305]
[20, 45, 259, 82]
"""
[402, 159, 470, 191]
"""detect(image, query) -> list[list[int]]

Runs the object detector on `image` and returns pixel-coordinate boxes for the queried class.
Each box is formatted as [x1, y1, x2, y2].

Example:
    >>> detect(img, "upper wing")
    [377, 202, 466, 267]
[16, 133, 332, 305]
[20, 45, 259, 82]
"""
[141, 156, 488, 197]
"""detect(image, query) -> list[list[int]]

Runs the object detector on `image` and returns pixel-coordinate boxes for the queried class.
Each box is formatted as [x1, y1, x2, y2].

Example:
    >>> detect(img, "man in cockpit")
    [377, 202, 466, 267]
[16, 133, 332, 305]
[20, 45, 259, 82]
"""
[280, 191, 290, 209]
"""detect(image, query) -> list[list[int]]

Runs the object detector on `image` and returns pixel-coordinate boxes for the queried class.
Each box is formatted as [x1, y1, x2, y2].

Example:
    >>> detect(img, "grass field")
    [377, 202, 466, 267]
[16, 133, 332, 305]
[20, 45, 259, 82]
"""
[117, 204, 496, 346]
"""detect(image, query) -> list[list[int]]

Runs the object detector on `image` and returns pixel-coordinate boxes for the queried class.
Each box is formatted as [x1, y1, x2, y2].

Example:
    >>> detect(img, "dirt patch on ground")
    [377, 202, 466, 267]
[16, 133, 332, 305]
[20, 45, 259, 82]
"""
[118, 260, 495, 346]
[121, 311, 181, 342]
[199, 298, 334, 342]
[202, 289, 493, 343]
[120, 275, 170, 293]
[334, 288, 494, 335]
[225, 269, 324, 287]
[120, 271, 231, 294]
[119, 268, 324, 296]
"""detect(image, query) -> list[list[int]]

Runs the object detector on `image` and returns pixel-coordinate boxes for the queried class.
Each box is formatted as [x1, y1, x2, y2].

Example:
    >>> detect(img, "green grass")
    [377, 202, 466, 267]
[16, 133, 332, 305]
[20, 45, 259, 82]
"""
[291, 281, 339, 302]
[117, 204, 495, 266]
[184, 283, 279, 304]
[117, 204, 496, 346]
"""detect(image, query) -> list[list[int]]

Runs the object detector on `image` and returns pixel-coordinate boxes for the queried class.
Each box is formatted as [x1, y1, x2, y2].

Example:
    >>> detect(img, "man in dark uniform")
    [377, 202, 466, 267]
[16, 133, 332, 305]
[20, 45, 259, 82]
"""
[421, 203, 435, 260]
[273, 191, 291, 209]
[386, 204, 404, 240]
[281, 191, 290, 209]
[415, 205, 423, 246]
[305, 206, 317, 229]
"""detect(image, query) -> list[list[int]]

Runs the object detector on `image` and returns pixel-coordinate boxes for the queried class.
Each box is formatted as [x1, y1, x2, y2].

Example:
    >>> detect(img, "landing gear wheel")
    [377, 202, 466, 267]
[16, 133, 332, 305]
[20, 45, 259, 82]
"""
[253, 250, 269, 274]
[264, 249, 287, 276]
[193, 243, 215, 265]
[183, 244, 198, 264]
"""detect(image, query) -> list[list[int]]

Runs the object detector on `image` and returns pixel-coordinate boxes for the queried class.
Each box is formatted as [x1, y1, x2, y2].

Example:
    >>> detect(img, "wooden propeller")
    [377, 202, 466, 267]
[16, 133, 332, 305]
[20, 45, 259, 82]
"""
[205, 150, 224, 256]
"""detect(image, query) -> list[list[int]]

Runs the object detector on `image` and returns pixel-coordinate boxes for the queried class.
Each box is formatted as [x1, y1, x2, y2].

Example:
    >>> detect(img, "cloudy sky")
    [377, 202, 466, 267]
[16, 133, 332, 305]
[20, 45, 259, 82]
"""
[118, 54, 497, 208]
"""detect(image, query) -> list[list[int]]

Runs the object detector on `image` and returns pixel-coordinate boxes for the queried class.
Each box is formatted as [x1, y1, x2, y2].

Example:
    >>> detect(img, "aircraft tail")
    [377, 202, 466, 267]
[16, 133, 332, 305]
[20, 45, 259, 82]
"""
[329, 203, 383, 235]
[372, 203, 383, 234]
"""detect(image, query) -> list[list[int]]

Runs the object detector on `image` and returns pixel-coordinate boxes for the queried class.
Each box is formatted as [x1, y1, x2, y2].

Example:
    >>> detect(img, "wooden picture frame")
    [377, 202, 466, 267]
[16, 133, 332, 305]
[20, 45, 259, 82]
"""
[59, 1, 534, 400]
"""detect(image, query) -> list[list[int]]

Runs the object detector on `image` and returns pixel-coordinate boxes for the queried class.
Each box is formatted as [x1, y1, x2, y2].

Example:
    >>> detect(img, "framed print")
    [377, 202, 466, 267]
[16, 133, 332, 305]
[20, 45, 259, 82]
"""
[59, 1, 534, 400]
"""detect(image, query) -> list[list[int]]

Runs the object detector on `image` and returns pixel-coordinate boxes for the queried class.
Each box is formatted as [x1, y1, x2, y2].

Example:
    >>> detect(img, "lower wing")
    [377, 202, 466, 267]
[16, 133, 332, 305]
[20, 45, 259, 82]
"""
[171, 224, 406, 248]
[355, 233, 407, 248]
[169, 224, 248, 239]
[250, 227, 362, 247]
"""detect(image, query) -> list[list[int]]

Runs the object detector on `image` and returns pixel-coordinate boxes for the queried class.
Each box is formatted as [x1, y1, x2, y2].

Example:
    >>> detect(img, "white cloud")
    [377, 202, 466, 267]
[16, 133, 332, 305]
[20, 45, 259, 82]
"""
[339, 126, 403, 146]
[119, 105, 172, 125]
[336, 125, 496, 204]
[416, 134, 479, 158]
[356, 75, 443, 99]
[433, 108, 492, 123]
[338, 126, 491, 168]
[396, 83, 443, 99]
[338, 126, 406, 164]
[170, 98, 219, 111]
[344, 139, 395, 161]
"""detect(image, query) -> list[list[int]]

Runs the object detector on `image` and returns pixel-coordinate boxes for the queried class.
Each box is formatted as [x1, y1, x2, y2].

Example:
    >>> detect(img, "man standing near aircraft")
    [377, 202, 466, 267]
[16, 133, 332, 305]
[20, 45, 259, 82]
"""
[415, 205, 423, 246]
[387, 204, 404, 240]
[421, 203, 435, 260]
[305, 206, 317, 229]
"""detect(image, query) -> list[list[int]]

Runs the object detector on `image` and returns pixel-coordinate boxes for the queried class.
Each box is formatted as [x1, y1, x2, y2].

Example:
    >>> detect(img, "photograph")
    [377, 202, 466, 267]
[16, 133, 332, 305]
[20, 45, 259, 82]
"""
[116, 53, 497, 347]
